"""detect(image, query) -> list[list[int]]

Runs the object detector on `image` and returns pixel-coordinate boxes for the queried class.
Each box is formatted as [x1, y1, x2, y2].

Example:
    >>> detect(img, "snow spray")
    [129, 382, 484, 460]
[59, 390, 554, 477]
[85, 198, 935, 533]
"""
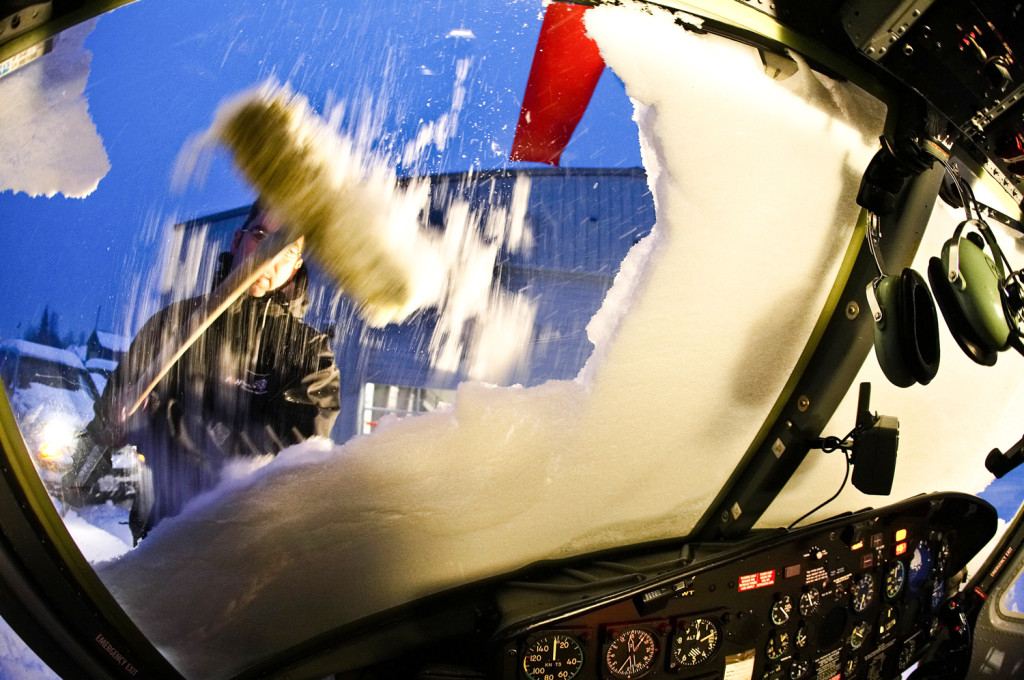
[209, 82, 439, 326]
[178, 78, 536, 382]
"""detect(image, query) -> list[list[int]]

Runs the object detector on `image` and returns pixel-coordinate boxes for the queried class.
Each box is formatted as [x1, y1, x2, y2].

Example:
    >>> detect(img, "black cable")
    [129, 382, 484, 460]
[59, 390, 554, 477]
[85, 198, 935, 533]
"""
[787, 452, 851, 531]
[787, 423, 862, 530]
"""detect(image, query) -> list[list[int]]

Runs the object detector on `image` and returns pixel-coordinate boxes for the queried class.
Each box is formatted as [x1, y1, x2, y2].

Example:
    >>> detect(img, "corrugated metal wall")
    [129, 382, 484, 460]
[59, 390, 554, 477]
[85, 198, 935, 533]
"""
[176, 167, 655, 442]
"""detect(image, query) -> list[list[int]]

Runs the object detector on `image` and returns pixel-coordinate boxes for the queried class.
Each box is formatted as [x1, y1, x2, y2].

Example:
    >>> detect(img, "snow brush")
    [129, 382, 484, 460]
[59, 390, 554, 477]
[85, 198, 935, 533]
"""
[115, 83, 438, 421]
[210, 83, 431, 326]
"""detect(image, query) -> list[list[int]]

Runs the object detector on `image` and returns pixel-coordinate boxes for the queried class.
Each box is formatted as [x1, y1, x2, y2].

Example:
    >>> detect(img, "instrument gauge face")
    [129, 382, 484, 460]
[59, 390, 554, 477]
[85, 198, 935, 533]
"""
[909, 543, 933, 593]
[886, 561, 905, 599]
[605, 628, 658, 680]
[671, 617, 720, 668]
[848, 621, 870, 650]
[851, 573, 874, 613]
[771, 595, 793, 625]
[799, 587, 820, 616]
[522, 633, 584, 680]
[765, 630, 791, 661]
[878, 604, 898, 639]
[795, 622, 810, 650]
[790, 659, 812, 679]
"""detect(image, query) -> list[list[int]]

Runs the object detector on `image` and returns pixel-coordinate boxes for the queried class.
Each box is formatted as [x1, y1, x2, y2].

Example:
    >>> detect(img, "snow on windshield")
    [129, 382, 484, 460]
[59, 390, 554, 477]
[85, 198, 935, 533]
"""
[0, 20, 110, 198]
[88, 4, 888, 677]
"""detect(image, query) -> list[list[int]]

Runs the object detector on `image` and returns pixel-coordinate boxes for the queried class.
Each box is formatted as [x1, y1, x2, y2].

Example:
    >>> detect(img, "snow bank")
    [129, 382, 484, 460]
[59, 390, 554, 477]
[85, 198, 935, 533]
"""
[61, 502, 134, 562]
[96, 5, 887, 678]
[0, 20, 109, 198]
[1, 339, 89, 368]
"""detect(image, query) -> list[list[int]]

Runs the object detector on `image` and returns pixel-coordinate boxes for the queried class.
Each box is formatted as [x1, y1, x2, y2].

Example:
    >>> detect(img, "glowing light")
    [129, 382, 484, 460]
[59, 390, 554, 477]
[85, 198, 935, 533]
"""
[896, 542, 908, 556]
[896, 529, 907, 542]
[38, 420, 75, 461]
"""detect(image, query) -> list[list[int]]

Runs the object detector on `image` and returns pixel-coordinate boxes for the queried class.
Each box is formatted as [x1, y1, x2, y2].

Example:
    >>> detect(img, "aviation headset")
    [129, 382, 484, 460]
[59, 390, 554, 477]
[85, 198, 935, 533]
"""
[866, 211, 941, 388]
[868, 151, 1024, 386]
[926, 167, 1024, 366]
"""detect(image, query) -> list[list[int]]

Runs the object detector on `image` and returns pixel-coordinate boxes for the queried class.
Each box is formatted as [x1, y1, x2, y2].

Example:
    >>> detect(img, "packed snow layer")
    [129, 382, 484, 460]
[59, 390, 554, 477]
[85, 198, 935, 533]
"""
[0, 21, 109, 198]
[61, 502, 134, 562]
[95, 5, 887, 678]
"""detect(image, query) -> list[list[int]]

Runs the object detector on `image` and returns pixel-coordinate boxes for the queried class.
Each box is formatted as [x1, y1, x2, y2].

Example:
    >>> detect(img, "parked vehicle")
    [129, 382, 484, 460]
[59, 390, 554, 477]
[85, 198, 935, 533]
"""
[0, 340, 142, 501]
[0, 339, 98, 492]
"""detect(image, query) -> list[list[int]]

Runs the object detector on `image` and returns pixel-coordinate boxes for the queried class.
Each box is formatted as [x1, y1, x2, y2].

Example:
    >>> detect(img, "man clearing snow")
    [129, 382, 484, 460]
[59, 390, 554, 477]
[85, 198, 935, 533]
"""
[64, 203, 341, 543]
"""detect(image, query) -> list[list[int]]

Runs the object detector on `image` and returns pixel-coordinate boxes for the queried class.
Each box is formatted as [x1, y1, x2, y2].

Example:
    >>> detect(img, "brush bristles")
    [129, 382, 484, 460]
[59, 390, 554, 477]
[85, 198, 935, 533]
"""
[213, 84, 423, 325]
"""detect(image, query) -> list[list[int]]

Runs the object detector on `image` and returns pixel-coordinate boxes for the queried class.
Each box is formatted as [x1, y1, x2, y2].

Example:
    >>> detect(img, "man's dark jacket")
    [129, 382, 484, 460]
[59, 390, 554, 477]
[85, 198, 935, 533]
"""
[80, 265, 340, 539]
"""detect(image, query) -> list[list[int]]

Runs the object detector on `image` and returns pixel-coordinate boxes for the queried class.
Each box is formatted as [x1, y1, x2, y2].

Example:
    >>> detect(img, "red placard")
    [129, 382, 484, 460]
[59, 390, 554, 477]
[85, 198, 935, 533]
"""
[738, 569, 776, 592]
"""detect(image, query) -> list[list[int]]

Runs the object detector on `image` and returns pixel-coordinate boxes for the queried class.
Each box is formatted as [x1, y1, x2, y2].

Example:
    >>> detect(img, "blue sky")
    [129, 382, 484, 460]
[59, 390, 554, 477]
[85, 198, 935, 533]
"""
[0, 0, 641, 344]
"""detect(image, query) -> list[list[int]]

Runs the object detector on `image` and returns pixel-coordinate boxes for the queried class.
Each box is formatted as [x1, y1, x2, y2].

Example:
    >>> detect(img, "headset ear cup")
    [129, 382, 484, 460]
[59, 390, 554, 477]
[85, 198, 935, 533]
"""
[928, 256, 998, 366]
[872, 275, 917, 387]
[952, 232, 1012, 351]
[898, 268, 940, 384]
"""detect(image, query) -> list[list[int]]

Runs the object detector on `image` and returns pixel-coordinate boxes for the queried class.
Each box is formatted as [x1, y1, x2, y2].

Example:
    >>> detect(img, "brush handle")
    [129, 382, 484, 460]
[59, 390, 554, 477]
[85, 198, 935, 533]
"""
[114, 230, 293, 422]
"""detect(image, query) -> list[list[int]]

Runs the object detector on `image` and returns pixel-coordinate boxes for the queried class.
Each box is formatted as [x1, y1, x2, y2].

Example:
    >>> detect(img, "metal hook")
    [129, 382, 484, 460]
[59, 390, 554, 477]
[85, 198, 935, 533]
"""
[865, 211, 886, 278]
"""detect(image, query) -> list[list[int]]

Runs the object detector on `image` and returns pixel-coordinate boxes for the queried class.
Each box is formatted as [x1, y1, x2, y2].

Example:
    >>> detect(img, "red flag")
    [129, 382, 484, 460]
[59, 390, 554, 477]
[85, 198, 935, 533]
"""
[510, 3, 606, 166]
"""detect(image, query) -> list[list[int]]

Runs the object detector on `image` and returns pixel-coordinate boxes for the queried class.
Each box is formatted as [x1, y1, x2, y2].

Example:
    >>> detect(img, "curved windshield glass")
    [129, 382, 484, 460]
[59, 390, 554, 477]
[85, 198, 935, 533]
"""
[1, 1, 1023, 678]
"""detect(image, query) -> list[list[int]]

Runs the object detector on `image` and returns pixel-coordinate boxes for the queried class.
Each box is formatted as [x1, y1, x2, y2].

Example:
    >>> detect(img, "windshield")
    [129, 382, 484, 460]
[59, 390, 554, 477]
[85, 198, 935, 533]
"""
[1, 1, 1023, 679]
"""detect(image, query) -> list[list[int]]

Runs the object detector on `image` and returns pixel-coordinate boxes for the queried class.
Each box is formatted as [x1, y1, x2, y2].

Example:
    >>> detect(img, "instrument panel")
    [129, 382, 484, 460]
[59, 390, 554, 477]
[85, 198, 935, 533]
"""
[492, 493, 995, 680]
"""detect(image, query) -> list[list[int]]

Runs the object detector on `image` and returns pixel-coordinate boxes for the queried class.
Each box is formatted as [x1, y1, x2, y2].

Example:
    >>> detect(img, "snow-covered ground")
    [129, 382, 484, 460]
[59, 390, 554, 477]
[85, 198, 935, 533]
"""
[61, 500, 135, 561]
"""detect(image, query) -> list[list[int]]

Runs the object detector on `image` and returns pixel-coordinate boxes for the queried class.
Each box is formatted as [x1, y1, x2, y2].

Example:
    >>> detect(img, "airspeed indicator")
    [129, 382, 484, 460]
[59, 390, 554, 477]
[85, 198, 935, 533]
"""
[522, 633, 584, 680]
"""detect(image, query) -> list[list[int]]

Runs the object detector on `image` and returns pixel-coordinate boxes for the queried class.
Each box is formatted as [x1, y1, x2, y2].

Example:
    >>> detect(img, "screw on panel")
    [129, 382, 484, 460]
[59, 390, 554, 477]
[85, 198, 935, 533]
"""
[797, 395, 811, 412]
[846, 301, 860, 319]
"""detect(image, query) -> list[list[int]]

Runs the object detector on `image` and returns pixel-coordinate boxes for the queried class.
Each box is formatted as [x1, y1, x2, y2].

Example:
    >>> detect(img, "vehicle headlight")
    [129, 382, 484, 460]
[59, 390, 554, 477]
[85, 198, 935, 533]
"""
[37, 420, 77, 465]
